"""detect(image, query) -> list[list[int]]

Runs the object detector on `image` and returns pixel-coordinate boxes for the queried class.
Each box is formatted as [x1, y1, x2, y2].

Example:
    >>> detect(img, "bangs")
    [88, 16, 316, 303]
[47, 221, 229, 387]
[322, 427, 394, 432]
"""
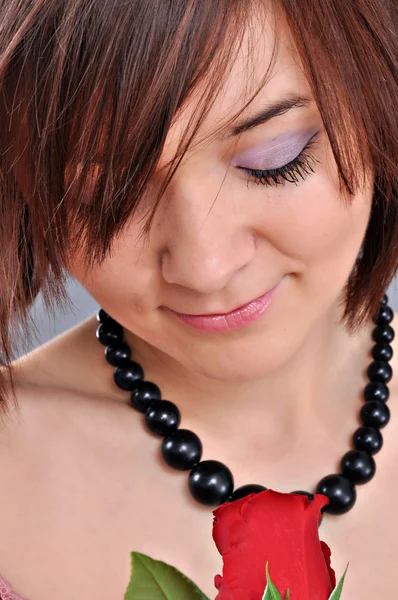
[0, 0, 385, 274]
[49, 0, 270, 272]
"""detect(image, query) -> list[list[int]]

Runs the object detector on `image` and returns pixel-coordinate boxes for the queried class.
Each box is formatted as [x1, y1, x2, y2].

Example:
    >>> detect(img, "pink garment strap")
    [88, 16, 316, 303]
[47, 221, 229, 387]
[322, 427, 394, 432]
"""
[0, 575, 27, 600]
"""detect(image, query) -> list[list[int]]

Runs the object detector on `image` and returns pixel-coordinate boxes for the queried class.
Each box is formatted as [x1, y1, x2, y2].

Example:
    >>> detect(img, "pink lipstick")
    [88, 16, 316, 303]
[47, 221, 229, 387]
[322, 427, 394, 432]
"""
[168, 283, 280, 333]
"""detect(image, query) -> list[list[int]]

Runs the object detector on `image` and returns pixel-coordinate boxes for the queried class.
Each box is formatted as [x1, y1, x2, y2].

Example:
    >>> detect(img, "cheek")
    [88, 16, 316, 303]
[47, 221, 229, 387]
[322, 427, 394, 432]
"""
[66, 224, 158, 318]
[252, 167, 373, 298]
[258, 165, 372, 261]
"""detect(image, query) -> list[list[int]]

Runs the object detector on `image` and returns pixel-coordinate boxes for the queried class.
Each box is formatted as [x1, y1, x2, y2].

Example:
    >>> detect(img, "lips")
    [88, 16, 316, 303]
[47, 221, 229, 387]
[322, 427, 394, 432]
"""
[175, 290, 273, 317]
[170, 282, 280, 318]
[166, 282, 280, 333]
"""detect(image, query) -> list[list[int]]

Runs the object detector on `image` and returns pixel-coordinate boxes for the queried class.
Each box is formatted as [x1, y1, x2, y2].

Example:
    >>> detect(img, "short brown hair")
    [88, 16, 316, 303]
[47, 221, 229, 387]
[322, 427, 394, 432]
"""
[0, 0, 397, 408]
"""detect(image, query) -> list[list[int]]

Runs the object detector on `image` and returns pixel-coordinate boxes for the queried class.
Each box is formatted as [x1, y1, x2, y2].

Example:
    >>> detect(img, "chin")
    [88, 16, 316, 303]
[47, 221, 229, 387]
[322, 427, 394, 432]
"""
[180, 341, 295, 383]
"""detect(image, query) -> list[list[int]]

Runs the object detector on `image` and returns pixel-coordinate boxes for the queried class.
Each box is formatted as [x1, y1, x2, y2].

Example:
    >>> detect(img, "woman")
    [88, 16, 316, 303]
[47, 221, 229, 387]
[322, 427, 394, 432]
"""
[0, 0, 396, 598]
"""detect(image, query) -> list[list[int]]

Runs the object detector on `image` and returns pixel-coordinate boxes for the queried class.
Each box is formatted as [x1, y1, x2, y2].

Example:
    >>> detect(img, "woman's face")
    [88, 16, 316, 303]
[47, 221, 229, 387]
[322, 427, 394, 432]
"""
[67, 14, 373, 383]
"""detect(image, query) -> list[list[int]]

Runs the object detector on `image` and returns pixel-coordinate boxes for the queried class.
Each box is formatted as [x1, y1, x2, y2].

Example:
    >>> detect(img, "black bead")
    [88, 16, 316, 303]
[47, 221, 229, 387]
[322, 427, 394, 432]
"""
[360, 399, 390, 429]
[315, 474, 357, 515]
[145, 400, 181, 436]
[189, 460, 234, 506]
[130, 380, 161, 413]
[96, 308, 112, 323]
[114, 361, 144, 391]
[340, 449, 376, 484]
[372, 342, 393, 362]
[367, 360, 393, 384]
[373, 304, 394, 326]
[353, 426, 383, 455]
[96, 321, 123, 346]
[162, 429, 203, 470]
[372, 324, 395, 344]
[228, 484, 267, 502]
[364, 381, 389, 402]
[381, 294, 388, 305]
[104, 342, 131, 367]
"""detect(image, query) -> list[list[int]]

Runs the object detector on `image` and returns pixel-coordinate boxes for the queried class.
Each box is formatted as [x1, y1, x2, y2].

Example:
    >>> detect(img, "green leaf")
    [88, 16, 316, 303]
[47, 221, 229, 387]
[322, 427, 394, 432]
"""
[124, 552, 210, 600]
[261, 561, 283, 600]
[285, 589, 291, 599]
[328, 563, 350, 600]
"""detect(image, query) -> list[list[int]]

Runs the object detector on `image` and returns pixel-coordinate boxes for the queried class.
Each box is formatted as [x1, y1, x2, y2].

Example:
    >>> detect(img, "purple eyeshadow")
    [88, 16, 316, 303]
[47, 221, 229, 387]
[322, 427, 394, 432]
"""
[230, 126, 319, 171]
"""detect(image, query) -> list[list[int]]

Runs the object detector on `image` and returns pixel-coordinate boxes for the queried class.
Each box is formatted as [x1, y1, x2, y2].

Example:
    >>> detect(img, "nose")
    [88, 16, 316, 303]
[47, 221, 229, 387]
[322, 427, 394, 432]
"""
[157, 169, 257, 294]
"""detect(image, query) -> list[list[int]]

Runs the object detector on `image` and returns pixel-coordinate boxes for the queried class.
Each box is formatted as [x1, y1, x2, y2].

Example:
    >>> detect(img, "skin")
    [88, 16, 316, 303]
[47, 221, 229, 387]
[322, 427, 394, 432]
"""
[0, 9, 397, 600]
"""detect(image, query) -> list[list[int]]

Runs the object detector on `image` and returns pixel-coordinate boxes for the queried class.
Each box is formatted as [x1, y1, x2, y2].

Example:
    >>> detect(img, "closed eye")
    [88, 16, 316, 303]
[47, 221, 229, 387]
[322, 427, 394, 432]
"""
[238, 134, 320, 188]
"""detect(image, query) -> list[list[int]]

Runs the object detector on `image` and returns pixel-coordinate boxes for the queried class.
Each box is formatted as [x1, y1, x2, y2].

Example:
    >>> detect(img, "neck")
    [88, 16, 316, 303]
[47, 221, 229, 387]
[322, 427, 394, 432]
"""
[124, 305, 373, 471]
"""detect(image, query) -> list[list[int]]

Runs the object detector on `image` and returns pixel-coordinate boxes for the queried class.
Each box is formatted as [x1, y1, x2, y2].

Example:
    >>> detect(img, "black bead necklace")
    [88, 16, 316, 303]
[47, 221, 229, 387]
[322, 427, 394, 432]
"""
[95, 295, 394, 524]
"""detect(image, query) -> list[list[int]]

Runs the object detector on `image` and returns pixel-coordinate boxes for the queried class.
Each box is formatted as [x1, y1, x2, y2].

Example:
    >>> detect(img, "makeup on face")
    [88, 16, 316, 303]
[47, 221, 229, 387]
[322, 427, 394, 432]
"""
[230, 125, 320, 170]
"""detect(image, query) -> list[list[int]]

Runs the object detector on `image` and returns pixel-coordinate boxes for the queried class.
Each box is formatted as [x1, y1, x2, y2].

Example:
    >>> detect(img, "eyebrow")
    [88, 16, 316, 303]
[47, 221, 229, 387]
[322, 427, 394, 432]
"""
[225, 94, 314, 138]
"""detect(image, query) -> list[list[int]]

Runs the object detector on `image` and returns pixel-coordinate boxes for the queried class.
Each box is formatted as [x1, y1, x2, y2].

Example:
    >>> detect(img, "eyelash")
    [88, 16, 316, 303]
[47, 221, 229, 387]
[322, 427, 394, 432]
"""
[239, 135, 320, 188]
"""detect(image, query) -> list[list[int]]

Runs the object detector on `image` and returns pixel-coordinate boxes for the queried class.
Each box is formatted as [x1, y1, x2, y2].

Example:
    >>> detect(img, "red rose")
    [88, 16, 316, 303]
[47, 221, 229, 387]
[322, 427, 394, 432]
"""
[212, 489, 336, 600]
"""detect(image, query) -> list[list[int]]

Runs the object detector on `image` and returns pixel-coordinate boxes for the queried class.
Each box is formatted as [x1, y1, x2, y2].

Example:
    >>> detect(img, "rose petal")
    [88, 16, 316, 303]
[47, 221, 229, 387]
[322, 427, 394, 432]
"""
[320, 540, 337, 588]
[212, 494, 256, 554]
[212, 489, 335, 600]
[214, 574, 235, 600]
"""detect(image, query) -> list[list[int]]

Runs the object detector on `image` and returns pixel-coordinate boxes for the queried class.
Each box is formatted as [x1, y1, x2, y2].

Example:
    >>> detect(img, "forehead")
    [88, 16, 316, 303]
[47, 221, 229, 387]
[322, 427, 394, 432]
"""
[159, 9, 313, 169]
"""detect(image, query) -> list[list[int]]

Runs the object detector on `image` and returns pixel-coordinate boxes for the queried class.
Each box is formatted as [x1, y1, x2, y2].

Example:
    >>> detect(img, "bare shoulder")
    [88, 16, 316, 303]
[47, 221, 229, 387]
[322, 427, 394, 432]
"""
[0, 324, 158, 600]
[2, 313, 125, 401]
[0, 314, 139, 472]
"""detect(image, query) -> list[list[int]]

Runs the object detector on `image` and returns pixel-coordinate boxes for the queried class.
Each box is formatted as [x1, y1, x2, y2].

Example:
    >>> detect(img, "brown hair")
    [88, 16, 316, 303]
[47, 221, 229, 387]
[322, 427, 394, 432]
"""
[0, 0, 397, 409]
